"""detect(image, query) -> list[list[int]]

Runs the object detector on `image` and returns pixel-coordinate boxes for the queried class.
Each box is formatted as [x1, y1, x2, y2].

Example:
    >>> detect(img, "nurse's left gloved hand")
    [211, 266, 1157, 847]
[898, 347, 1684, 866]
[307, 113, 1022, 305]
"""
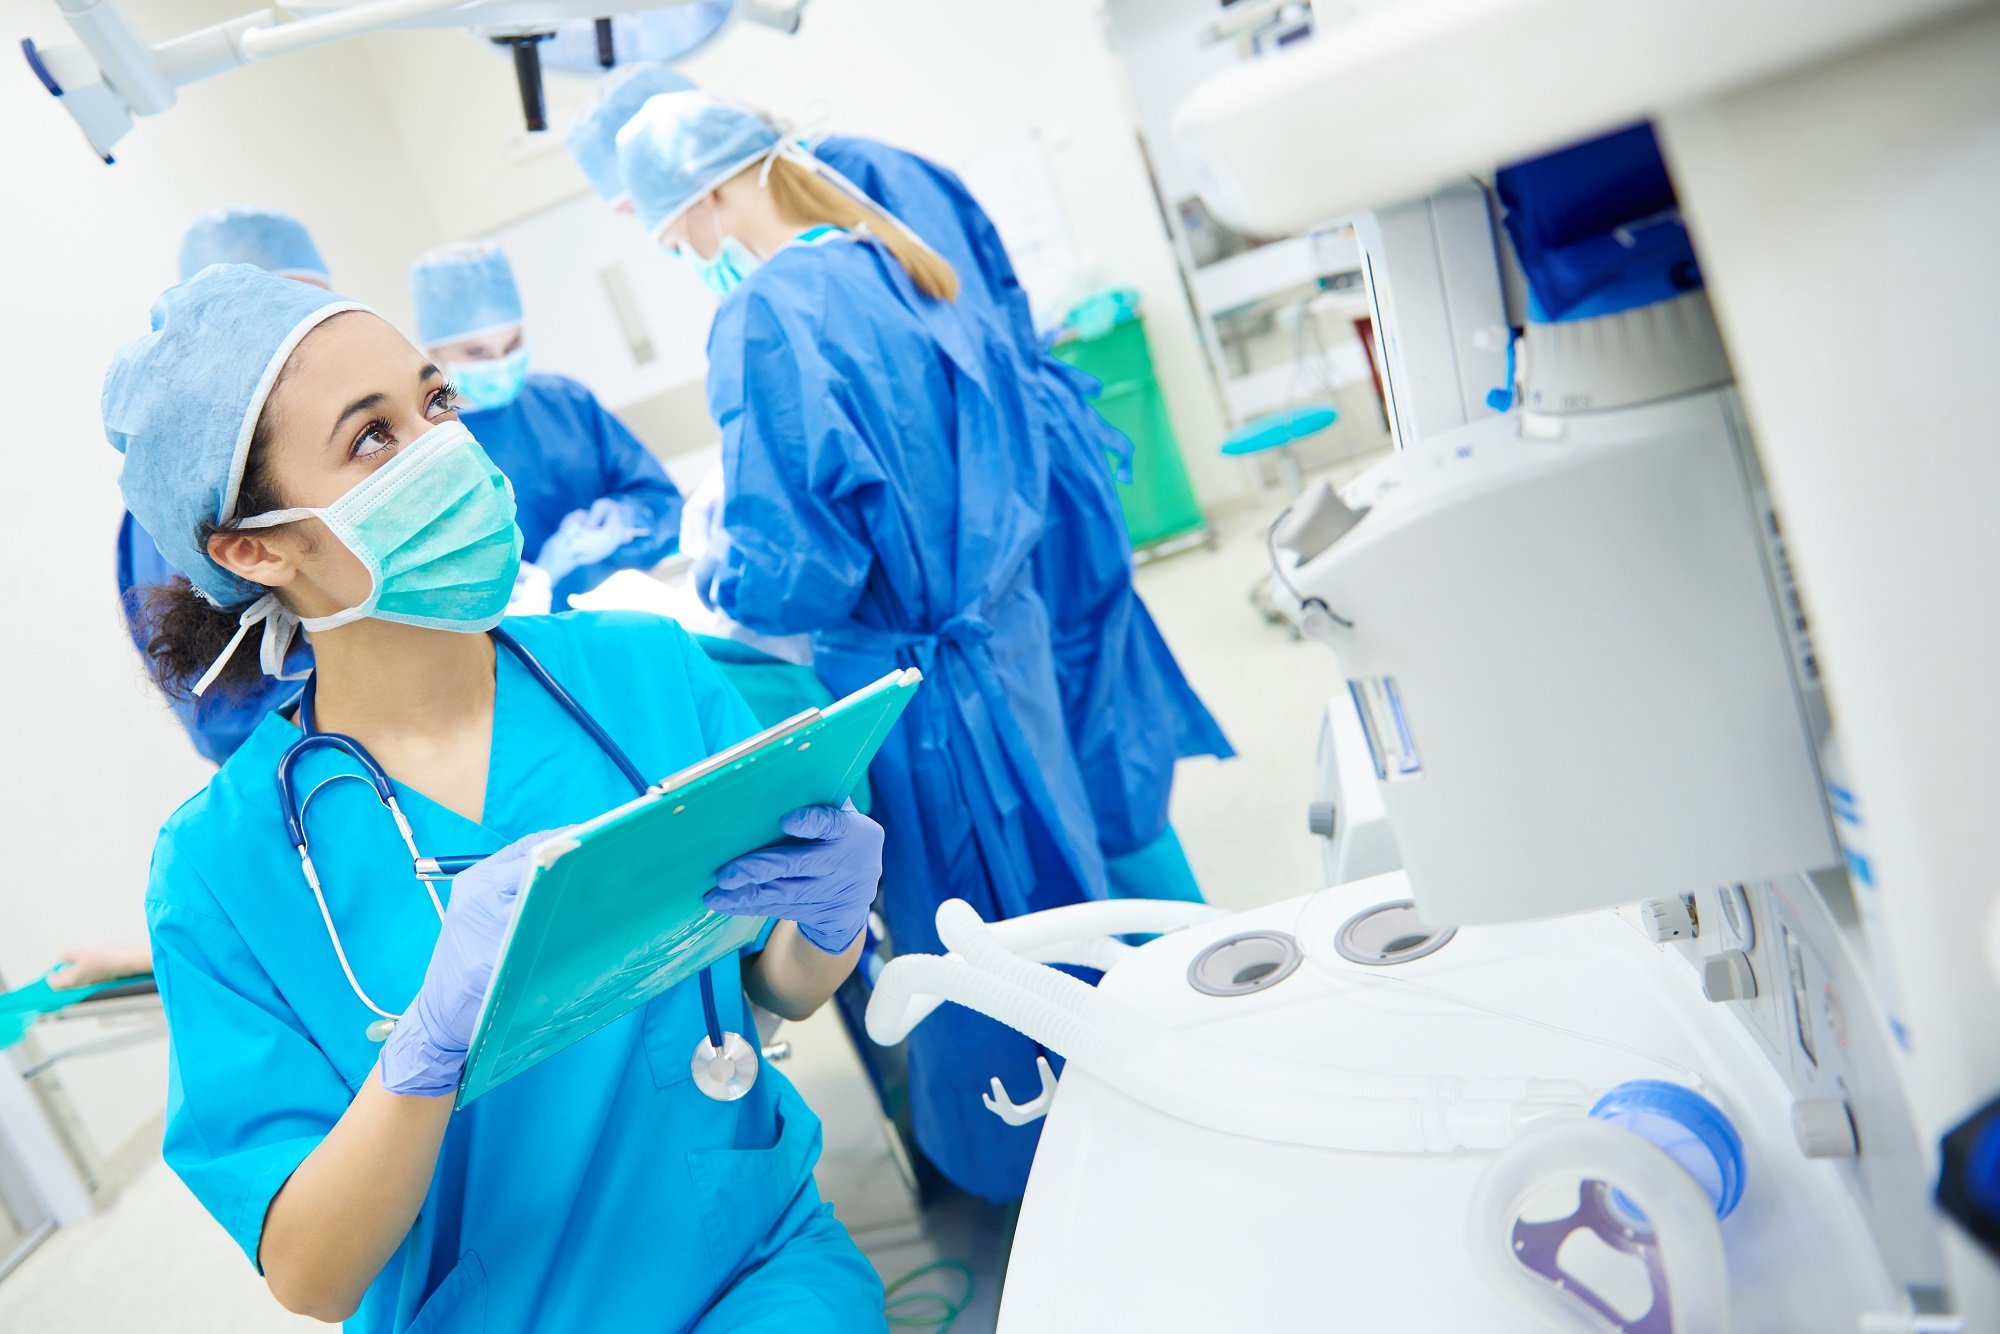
[707, 804, 883, 955]
[381, 828, 570, 1097]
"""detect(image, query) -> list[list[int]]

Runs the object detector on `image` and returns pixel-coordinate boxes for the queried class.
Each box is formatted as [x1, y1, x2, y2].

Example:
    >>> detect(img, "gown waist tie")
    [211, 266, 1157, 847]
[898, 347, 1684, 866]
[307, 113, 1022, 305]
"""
[812, 579, 1102, 916]
[817, 596, 1017, 866]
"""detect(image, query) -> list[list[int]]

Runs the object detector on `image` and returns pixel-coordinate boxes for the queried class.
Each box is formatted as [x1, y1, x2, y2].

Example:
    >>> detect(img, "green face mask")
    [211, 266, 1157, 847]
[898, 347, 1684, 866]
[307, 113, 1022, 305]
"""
[239, 420, 523, 633]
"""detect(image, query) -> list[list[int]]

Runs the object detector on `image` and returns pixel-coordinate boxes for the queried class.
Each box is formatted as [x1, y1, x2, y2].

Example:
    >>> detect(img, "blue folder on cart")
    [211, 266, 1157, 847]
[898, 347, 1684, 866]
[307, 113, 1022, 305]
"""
[456, 668, 921, 1106]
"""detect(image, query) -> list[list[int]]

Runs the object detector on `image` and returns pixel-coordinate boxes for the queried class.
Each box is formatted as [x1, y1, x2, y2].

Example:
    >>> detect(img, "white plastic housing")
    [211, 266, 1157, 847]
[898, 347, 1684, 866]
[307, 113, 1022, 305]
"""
[1285, 388, 1834, 924]
[1353, 184, 1511, 450]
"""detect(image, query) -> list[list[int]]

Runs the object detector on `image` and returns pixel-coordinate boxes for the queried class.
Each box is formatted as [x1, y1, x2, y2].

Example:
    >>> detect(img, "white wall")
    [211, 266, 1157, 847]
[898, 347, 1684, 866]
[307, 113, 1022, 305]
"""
[359, 0, 1238, 501]
[0, 0, 1237, 1158]
[1107, 0, 1246, 217]
[0, 0, 446, 1155]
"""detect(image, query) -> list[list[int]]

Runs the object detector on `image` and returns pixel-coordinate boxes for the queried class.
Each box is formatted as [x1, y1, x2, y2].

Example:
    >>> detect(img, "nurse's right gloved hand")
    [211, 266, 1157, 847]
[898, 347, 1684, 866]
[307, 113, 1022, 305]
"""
[380, 829, 569, 1097]
[707, 804, 883, 954]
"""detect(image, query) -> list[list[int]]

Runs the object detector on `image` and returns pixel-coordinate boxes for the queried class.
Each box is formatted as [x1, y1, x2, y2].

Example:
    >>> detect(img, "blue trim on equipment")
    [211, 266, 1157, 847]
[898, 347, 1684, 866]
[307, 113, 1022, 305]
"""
[1590, 1078, 1747, 1220]
[21, 38, 61, 95]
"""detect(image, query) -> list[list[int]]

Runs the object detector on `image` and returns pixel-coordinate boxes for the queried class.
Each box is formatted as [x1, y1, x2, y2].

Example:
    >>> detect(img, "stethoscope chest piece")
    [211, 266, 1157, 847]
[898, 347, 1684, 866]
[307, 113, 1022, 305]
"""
[691, 1031, 759, 1102]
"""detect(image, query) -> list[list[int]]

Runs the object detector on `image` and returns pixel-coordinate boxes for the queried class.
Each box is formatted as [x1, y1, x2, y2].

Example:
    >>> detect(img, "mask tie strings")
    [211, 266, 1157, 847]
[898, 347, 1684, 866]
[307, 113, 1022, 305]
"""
[191, 594, 305, 697]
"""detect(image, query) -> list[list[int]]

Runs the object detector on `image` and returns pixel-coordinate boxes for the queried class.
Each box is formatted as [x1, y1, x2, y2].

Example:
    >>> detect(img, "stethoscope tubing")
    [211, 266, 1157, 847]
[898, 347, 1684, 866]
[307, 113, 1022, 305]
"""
[276, 627, 727, 1049]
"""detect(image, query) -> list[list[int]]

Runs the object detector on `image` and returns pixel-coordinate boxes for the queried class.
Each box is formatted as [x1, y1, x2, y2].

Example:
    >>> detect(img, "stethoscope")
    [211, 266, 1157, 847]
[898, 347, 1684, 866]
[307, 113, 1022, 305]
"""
[277, 627, 759, 1101]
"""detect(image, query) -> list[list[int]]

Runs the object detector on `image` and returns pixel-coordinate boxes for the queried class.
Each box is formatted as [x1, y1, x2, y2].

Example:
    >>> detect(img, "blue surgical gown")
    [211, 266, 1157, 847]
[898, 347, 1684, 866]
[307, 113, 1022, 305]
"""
[705, 237, 1106, 1201]
[146, 611, 883, 1333]
[115, 375, 683, 762]
[814, 137, 1233, 866]
[458, 372, 684, 605]
[114, 512, 306, 764]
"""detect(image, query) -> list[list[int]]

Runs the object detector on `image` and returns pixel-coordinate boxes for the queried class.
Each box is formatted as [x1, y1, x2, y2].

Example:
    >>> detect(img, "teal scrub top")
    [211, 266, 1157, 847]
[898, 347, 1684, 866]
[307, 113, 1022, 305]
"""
[145, 611, 879, 1332]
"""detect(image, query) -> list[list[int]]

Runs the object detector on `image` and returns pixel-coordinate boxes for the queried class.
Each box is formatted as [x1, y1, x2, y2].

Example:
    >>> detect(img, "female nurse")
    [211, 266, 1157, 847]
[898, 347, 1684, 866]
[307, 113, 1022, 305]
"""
[614, 92, 1108, 1203]
[102, 264, 888, 1333]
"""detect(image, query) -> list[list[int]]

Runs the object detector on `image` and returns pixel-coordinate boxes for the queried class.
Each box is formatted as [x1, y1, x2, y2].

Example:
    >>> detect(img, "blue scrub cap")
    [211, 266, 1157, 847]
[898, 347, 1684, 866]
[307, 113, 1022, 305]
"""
[410, 241, 524, 348]
[616, 91, 783, 241]
[564, 62, 696, 203]
[177, 207, 329, 284]
[103, 264, 366, 606]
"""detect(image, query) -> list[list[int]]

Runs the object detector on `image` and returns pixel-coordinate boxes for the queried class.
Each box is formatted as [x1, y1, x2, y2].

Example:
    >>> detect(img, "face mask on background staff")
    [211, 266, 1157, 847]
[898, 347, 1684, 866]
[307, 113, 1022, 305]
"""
[677, 198, 763, 300]
[443, 347, 531, 411]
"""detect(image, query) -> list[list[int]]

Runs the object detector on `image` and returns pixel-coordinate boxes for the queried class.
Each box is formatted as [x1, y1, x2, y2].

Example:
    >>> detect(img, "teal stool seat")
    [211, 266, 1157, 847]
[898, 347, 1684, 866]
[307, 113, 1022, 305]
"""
[1220, 405, 1339, 456]
[1221, 405, 1339, 496]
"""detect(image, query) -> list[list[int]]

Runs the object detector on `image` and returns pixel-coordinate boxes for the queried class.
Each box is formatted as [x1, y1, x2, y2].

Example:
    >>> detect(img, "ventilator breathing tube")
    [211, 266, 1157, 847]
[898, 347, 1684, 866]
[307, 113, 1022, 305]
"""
[873, 898, 1226, 1034]
[866, 900, 1594, 1153]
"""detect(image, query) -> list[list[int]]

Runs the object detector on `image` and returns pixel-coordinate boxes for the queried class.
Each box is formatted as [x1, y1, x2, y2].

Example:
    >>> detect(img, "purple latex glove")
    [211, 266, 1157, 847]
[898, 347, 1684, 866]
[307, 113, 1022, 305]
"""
[380, 828, 568, 1097]
[707, 804, 884, 954]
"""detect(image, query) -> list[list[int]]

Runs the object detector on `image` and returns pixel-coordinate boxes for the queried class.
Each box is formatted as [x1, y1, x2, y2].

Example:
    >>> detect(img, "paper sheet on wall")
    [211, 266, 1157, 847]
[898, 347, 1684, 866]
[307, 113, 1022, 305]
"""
[958, 133, 1088, 331]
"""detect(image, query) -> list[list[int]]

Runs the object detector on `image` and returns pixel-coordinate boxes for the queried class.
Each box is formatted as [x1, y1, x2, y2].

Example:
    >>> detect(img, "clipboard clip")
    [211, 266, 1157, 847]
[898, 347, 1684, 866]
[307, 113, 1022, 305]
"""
[649, 709, 824, 797]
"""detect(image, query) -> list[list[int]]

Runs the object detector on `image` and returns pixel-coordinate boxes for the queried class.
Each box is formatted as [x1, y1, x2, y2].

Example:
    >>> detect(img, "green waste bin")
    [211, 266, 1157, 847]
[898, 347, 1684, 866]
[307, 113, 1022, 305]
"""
[1052, 316, 1208, 552]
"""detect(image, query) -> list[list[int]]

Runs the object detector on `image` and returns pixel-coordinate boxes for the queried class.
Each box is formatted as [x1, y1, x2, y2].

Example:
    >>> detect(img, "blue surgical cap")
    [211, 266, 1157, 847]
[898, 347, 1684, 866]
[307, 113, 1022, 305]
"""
[616, 91, 781, 240]
[177, 207, 329, 284]
[564, 62, 696, 203]
[409, 241, 524, 348]
[103, 265, 366, 606]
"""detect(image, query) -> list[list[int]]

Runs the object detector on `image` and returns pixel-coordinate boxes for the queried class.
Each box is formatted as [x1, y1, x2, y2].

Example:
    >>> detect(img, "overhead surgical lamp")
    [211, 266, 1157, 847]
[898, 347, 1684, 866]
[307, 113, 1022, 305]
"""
[20, 0, 806, 159]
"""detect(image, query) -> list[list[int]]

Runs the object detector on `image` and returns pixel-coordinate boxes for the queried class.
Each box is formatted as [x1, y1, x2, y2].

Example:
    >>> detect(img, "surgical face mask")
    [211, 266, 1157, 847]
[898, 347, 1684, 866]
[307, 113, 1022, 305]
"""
[444, 347, 530, 412]
[678, 200, 762, 299]
[682, 235, 761, 300]
[195, 421, 522, 694]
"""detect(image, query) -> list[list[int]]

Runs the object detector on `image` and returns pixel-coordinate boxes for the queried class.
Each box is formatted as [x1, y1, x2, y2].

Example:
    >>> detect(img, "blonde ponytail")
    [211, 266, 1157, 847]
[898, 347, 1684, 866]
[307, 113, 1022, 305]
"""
[764, 156, 959, 302]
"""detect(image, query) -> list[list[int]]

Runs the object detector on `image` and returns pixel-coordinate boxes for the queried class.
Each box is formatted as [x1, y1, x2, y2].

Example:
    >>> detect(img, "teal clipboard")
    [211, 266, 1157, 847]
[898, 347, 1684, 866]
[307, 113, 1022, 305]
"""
[455, 667, 921, 1107]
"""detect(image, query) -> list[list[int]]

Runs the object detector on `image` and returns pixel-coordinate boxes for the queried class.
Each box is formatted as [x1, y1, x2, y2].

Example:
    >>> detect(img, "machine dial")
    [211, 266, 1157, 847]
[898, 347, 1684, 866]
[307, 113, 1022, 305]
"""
[1792, 1098, 1859, 1159]
[1702, 949, 1758, 1003]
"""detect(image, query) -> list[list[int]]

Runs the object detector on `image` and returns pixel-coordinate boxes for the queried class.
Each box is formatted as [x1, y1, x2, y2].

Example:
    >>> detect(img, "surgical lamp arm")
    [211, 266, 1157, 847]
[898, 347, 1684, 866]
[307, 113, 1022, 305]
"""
[27, 0, 739, 157]
[28, 0, 474, 158]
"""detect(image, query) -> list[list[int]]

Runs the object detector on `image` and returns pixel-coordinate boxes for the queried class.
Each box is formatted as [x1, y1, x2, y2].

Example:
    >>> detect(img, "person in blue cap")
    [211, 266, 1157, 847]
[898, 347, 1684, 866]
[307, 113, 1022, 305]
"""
[106, 263, 888, 1332]
[569, 66, 1232, 900]
[116, 207, 330, 765]
[409, 240, 683, 609]
[177, 206, 332, 286]
[616, 90, 1111, 1204]
[565, 61, 696, 208]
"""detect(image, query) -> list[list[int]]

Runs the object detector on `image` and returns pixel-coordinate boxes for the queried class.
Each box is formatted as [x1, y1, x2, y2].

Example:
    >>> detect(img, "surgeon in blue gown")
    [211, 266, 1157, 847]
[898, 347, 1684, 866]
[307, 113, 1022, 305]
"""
[106, 266, 886, 1332]
[118, 206, 329, 762]
[410, 241, 683, 608]
[805, 133, 1235, 900]
[617, 92, 1111, 1203]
